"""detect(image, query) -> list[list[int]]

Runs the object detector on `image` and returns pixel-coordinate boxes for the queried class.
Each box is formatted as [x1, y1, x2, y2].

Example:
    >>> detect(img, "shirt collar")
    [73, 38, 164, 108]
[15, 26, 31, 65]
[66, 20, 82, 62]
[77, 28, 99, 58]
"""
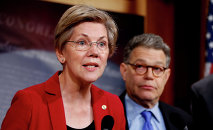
[125, 93, 161, 123]
[150, 102, 161, 122]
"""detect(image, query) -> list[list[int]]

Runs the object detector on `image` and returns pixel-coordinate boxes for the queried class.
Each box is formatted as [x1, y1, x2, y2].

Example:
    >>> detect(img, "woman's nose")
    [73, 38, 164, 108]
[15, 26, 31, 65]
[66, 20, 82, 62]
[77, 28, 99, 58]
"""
[87, 43, 99, 58]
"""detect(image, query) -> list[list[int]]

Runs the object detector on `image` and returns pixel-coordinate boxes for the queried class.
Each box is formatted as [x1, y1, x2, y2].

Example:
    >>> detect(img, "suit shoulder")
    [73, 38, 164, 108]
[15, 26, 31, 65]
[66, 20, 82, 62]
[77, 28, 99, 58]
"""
[159, 101, 192, 121]
[21, 82, 45, 95]
[192, 74, 213, 89]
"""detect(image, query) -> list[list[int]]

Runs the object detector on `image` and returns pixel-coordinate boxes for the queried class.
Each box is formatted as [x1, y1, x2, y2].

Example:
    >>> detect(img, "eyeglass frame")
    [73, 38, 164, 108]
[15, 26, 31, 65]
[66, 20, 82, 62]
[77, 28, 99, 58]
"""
[65, 40, 109, 51]
[125, 62, 168, 77]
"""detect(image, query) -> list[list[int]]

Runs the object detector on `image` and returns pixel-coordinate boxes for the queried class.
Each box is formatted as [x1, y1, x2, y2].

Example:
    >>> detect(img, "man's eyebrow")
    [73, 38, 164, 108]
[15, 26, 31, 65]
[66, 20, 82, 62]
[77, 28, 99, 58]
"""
[133, 59, 145, 63]
[134, 59, 165, 66]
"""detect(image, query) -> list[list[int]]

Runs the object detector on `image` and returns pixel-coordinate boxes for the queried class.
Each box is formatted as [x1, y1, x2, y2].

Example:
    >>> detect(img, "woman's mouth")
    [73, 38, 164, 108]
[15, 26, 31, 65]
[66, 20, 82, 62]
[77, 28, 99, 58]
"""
[83, 63, 99, 71]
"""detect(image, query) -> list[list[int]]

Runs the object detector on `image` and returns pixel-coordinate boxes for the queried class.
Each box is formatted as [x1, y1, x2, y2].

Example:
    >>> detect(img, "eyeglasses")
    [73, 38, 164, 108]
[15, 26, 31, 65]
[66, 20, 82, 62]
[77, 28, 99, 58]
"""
[126, 62, 167, 77]
[65, 40, 108, 51]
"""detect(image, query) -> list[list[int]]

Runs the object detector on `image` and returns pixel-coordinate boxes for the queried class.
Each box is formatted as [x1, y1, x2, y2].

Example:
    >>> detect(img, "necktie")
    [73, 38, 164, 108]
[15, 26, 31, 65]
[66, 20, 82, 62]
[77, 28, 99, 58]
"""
[141, 111, 154, 130]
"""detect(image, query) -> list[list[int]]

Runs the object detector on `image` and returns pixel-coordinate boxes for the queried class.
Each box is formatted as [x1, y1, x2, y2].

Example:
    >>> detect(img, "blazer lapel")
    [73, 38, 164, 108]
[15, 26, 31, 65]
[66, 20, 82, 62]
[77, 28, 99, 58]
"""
[91, 85, 110, 130]
[44, 72, 67, 130]
[159, 102, 184, 130]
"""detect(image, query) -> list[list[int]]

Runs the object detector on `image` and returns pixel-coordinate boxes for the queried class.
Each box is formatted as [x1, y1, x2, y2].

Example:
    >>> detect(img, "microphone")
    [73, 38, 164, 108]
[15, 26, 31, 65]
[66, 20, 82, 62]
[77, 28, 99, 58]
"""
[101, 115, 114, 130]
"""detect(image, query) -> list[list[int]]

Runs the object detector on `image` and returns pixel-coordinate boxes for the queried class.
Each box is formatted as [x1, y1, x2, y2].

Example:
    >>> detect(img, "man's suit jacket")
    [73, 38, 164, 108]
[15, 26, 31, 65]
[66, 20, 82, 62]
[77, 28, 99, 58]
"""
[1, 71, 126, 130]
[120, 91, 192, 130]
[191, 74, 213, 130]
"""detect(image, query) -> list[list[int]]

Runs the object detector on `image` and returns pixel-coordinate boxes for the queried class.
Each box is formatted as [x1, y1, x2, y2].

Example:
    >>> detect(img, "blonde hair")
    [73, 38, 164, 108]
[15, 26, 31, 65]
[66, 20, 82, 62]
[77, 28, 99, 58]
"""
[54, 4, 118, 57]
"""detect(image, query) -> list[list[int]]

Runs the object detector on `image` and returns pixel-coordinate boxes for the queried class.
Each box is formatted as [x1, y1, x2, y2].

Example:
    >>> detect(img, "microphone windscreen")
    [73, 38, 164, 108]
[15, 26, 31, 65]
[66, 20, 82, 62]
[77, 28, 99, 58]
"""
[101, 115, 114, 130]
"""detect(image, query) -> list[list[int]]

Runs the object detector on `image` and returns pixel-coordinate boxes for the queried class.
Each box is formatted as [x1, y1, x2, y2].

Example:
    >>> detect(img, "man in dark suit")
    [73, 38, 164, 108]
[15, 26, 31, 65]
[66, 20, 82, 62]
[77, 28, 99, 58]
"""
[119, 33, 192, 130]
[191, 74, 213, 130]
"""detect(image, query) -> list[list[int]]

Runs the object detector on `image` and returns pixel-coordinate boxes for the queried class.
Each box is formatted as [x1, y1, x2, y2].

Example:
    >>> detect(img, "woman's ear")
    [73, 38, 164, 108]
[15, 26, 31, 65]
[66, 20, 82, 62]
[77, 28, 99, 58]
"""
[56, 49, 65, 64]
[120, 63, 127, 81]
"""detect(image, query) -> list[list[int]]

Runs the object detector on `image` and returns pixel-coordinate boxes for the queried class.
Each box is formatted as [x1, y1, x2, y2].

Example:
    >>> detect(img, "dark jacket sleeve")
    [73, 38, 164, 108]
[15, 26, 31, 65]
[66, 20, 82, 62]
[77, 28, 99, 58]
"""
[190, 74, 213, 130]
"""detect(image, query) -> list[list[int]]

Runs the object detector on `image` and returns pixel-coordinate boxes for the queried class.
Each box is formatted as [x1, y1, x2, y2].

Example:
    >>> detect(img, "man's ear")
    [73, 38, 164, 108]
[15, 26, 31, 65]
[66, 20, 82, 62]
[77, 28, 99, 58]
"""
[164, 68, 171, 82]
[56, 49, 65, 64]
[120, 63, 127, 81]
